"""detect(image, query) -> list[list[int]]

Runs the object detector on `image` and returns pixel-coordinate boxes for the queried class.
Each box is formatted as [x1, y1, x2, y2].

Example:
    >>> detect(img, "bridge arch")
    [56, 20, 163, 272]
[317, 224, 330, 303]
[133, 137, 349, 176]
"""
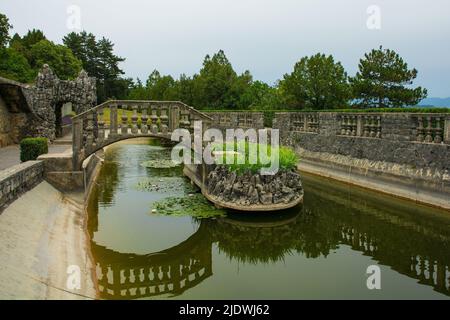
[91, 220, 213, 299]
[72, 100, 212, 170]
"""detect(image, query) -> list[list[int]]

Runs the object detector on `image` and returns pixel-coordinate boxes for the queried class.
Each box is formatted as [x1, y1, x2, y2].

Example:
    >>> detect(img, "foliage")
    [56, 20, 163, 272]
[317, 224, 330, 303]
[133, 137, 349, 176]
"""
[0, 47, 34, 82]
[28, 40, 82, 79]
[279, 53, 351, 110]
[0, 12, 12, 48]
[63, 31, 127, 101]
[20, 137, 48, 162]
[351, 46, 428, 108]
[213, 141, 298, 174]
[0, 25, 82, 81]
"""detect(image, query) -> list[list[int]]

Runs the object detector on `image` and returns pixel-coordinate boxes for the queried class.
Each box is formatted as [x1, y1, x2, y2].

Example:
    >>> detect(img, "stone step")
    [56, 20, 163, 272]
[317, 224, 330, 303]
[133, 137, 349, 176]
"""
[52, 139, 72, 145]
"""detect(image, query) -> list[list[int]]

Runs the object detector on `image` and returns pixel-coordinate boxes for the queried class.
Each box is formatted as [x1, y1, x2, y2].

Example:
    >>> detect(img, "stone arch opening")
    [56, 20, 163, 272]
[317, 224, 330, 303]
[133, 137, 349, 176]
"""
[23, 64, 97, 141]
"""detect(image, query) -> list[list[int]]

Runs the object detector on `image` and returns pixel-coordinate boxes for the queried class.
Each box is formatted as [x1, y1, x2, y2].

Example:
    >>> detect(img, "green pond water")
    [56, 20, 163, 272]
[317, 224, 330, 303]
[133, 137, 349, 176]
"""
[86, 138, 450, 300]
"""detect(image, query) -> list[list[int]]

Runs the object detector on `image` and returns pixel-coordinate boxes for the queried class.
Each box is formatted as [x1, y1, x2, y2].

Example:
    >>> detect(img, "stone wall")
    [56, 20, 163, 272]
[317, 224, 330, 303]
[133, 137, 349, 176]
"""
[24, 65, 97, 140]
[0, 161, 44, 211]
[0, 65, 96, 144]
[273, 112, 450, 171]
[205, 111, 265, 130]
[273, 111, 450, 209]
[0, 95, 12, 147]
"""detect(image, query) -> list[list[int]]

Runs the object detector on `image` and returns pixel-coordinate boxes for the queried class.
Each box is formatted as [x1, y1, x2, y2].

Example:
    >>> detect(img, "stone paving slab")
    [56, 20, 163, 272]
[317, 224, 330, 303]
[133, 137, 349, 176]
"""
[0, 181, 97, 299]
[0, 144, 71, 171]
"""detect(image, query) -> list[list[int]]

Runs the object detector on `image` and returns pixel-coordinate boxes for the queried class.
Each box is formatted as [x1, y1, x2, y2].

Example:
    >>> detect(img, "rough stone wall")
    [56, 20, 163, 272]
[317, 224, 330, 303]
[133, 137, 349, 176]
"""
[206, 165, 303, 206]
[0, 95, 12, 147]
[273, 112, 450, 172]
[24, 65, 97, 141]
[0, 161, 44, 211]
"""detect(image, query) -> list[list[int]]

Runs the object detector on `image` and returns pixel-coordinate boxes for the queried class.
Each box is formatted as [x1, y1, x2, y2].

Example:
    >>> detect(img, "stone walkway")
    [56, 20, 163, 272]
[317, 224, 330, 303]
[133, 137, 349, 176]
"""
[0, 134, 72, 171]
[0, 181, 97, 299]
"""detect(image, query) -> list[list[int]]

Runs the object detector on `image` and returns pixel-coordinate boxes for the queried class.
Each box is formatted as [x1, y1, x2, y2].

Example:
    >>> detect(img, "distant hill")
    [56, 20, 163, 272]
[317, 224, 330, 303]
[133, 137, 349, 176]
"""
[419, 97, 450, 107]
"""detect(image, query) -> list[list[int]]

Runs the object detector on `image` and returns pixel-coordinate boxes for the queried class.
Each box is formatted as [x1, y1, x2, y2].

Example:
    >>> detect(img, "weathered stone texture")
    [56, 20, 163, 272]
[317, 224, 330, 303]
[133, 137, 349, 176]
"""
[0, 65, 96, 144]
[206, 165, 303, 206]
[0, 95, 12, 147]
[274, 112, 450, 172]
[205, 111, 265, 130]
[24, 65, 96, 141]
[0, 161, 44, 210]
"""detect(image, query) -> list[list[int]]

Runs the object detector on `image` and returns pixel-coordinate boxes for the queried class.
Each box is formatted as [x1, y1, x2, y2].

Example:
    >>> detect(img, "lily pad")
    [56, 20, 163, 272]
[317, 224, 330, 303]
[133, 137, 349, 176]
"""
[135, 177, 197, 194]
[140, 159, 179, 169]
[150, 194, 226, 219]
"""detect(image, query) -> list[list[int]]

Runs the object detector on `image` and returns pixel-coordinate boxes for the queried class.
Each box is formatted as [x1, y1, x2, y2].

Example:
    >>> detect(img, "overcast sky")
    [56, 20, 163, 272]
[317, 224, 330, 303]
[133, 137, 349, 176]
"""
[1, 0, 449, 97]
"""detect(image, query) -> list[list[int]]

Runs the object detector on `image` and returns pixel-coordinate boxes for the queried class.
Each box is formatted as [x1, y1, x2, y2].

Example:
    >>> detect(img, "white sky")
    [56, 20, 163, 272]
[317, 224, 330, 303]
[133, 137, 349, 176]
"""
[1, 0, 449, 97]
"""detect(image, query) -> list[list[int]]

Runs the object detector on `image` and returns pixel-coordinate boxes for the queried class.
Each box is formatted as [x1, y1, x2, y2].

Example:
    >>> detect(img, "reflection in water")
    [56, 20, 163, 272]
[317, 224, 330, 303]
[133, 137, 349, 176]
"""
[87, 138, 450, 299]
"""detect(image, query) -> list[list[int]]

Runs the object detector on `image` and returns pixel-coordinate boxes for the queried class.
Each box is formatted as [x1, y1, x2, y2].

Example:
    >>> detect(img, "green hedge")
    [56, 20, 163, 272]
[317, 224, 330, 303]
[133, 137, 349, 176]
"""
[20, 137, 48, 162]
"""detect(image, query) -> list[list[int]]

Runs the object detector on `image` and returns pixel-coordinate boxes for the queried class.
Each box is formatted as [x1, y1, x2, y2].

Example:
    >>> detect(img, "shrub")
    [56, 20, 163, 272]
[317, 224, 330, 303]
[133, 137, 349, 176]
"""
[213, 141, 298, 174]
[20, 137, 48, 162]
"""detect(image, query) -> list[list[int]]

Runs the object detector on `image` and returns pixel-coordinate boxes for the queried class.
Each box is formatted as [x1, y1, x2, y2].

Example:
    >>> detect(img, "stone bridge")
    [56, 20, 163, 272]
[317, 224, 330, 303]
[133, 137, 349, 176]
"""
[71, 100, 212, 170]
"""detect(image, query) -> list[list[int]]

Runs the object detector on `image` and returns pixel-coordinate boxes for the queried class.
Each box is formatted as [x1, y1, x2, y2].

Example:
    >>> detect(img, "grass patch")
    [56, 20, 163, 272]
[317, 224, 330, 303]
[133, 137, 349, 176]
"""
[213, 141, 298, 174]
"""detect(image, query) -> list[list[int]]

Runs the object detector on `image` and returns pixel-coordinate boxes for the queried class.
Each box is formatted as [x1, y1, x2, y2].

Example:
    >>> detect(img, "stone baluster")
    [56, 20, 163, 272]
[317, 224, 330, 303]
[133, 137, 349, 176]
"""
[160, 106, 169, 134]
[121, 106, 129, 135]
[351, 116, 357, 136]
[376, 116, 381, 138]
[97, 107, 105, 144]
[346, 116, 352, 136]
[302, 115, 307, 132]
[341, 116, 347, 135]
[434, 117, 443, 143]
[416, 116, 425, 142]
[369, 116, 376, 137]
[109, 103, 118, 138]
[180, 109, 190, 130]
[150, 106, 159, 134]
[131, 105, 139, 134]
[86, 113, 95, 150]
[425, 116, 433, 143]
[363, 116, 370, 137]
[140, 106, 149, 134]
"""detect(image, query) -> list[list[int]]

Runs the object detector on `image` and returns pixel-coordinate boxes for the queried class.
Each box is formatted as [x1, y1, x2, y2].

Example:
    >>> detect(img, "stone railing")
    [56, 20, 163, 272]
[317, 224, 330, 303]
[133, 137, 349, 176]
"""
[338, 114, 382, 138]
[71, 100, 213, 169]
[290, 113, 320, 133]
[274, 111, 450, 144]
[0, 161, 44, 210]
[413, 114, 446, 144]
[205, 111, 265, 129]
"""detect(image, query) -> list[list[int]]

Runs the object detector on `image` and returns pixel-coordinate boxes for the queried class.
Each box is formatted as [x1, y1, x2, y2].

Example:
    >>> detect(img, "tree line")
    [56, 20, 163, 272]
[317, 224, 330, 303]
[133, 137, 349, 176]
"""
[0, 12, 427, 110]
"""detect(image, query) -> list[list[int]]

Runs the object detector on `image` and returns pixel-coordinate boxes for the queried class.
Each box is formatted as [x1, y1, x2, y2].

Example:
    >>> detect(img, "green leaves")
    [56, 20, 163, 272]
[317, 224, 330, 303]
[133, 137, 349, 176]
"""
[279, 53, 351, 110]
[351, 46, 427, 108]
[29, 40, 82, 80]
[0, 12, 12, 48]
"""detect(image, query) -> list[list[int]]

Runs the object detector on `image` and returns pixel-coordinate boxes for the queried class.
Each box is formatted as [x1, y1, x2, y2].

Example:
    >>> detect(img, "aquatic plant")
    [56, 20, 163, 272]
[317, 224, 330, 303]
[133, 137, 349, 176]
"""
[150, 194, 226, 219]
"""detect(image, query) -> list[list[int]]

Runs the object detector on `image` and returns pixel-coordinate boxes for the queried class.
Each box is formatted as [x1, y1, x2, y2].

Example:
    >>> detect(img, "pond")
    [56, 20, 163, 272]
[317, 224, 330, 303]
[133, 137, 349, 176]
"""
[86, 138, 450, 300]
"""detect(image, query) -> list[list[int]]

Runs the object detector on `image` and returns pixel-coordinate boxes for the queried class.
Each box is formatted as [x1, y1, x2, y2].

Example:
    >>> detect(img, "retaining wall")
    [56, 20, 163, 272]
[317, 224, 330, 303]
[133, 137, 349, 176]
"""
[0, 161, 44, 211]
